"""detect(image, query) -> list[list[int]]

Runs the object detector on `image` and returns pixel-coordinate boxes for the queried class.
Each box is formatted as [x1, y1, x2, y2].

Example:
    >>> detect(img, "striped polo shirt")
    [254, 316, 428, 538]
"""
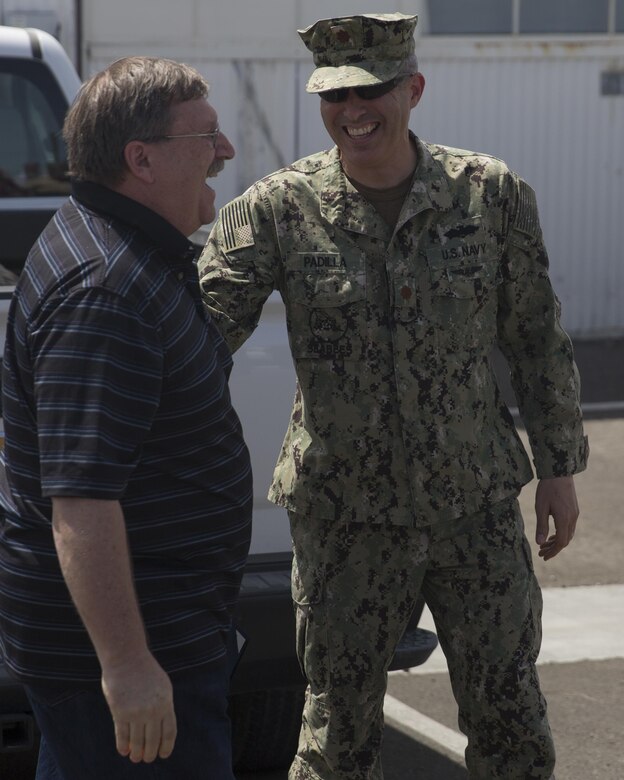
[0, 181, 252, 685]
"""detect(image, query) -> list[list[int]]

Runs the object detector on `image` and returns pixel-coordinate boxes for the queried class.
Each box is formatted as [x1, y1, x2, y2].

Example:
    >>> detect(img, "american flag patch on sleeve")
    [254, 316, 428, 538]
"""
[515, 179, 542, 238]
[221, 198, 255, 252]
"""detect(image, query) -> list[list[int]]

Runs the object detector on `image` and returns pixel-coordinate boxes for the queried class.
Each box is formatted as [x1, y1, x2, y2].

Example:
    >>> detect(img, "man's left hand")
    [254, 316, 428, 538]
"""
[535, 475, 580, 561]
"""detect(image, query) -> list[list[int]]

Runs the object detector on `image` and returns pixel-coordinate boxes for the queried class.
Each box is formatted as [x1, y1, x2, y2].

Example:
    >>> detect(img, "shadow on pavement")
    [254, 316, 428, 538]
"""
[235, 725, 469, 780]
[382, 724, 468, 779]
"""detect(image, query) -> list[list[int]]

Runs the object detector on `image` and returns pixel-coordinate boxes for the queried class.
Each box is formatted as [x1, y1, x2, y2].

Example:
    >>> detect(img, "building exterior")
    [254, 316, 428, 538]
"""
[1, 0, 623, 335]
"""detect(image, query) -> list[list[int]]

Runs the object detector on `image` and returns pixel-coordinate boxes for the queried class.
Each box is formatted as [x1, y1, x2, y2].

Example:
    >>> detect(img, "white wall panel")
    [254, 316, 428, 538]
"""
[1, 0, 76, 60]
[412, 38, 624, 335]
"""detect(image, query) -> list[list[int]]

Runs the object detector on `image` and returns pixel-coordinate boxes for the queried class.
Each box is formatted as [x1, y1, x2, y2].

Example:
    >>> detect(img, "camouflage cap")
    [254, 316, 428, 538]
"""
[298, 13, 418, 93]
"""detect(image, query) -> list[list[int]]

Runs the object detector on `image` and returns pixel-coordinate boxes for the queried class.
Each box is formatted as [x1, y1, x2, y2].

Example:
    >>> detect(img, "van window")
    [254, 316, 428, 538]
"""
[0, 57, 71, 199]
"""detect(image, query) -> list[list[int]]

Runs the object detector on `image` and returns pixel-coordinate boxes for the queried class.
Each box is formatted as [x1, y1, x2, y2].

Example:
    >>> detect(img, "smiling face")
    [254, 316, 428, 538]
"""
[162, 98, 235, 234]
[320, 73, 425, 188]
[140, 98, 235, 236]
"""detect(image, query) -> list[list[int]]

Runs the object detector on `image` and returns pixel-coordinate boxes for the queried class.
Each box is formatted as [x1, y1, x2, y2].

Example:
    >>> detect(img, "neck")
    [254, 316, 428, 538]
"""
[340, 137, 418, 189]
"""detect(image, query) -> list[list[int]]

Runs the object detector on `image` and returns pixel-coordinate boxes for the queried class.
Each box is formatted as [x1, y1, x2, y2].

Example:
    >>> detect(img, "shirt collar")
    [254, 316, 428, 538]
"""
[71, 180, 197, 264]
[320, 134, 453, 237]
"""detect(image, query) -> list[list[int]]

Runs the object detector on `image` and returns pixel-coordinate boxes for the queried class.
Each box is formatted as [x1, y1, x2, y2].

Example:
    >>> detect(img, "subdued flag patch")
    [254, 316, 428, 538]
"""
[221, 198, 255, 252]
[515, 179, 542, 238]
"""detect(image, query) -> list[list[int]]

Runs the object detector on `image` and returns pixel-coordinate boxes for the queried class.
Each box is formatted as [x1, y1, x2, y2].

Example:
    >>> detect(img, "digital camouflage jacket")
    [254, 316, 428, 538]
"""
[198, 136, 588, 527]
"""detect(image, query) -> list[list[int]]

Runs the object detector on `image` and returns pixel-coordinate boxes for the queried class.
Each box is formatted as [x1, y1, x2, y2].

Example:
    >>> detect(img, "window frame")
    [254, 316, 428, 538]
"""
[426, 0, 622, 35]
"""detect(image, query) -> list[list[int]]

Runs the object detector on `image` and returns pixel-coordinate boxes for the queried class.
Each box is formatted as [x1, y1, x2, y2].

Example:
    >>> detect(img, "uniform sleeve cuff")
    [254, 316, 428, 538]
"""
[533, 435, 589, 479]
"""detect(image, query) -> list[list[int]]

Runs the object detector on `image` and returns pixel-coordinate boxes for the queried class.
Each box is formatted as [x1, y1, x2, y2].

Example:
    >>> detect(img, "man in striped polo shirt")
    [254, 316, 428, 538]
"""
[0, 57, 252, 779]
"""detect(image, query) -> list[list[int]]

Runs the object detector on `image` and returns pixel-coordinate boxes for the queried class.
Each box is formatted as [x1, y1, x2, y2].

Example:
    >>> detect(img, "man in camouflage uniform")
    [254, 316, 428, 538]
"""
[198, 13, 588, 780]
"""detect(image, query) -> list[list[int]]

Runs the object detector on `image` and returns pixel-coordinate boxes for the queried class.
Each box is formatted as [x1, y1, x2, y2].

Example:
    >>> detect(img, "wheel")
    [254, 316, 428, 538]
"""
[230, 688, 305, 771]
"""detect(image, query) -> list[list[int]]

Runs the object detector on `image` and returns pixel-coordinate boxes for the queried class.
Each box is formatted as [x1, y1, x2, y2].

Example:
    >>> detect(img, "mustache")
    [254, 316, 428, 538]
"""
[207, 158, 225, 178]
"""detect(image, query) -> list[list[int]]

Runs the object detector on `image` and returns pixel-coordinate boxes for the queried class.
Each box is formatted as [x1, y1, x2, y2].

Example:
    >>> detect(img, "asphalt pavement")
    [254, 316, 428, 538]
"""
[238, 414, 624, 780]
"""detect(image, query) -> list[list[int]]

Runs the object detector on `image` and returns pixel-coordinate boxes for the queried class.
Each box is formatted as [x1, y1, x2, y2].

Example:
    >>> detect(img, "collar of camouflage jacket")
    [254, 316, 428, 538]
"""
[320, 133, 453, 237]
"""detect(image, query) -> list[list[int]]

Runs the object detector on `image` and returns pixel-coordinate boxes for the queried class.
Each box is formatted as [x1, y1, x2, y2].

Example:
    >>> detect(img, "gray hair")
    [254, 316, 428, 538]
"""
[398, 53, 419, 77]
[63, 56, 209, 186]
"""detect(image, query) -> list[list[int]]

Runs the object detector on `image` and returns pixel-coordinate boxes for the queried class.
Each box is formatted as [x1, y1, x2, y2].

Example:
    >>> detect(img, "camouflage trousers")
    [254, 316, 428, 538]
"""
[287, 497, 555, 780]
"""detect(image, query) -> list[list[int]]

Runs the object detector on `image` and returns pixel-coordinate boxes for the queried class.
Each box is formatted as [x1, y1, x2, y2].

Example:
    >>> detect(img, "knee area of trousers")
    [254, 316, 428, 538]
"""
[301, 688, 383, 766]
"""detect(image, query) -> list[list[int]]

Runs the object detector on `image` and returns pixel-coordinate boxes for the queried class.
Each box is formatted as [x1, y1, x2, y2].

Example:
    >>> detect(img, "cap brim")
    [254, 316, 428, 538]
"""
[305, 61, 403, 93]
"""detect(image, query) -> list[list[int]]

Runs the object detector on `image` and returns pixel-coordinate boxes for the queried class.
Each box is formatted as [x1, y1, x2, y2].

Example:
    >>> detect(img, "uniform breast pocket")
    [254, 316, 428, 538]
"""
[285, 253, 367, 360]
[428, 257, 502, 351]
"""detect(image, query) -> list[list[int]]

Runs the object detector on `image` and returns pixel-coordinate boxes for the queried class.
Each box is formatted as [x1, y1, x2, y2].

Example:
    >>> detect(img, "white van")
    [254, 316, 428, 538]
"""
[0, 25, 80, 360]
[0, 25, 437, 773]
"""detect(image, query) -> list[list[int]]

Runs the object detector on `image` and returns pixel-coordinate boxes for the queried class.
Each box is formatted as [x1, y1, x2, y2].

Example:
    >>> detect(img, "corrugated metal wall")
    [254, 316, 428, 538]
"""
[0, 0, 76, 60]
[412, 38, 624, 337]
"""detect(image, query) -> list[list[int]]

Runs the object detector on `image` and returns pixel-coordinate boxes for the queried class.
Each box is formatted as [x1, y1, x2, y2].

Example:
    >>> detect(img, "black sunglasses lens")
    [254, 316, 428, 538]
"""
[319, 88, 349, 103]
[319, 78, 401, 103]
[355, 79, 400, 100]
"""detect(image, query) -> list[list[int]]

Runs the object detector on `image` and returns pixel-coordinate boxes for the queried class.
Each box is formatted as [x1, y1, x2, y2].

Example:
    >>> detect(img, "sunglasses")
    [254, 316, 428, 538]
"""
[319, 77, 404, 104]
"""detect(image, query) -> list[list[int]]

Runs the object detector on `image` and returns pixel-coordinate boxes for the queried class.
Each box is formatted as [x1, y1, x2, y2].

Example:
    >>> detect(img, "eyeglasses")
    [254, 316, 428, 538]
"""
[149, 127, 221, 147]
[319, 77, 404, 104]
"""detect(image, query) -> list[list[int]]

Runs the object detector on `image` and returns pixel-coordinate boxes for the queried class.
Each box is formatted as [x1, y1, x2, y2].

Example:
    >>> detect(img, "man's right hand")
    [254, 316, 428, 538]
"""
[52, 498, 178, 763]
[102, 654, 177, 763]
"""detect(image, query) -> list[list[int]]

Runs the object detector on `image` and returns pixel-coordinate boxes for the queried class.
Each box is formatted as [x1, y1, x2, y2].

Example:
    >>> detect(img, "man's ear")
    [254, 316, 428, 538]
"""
[409, 72, 426, 108]
[123, 140, 155, 183]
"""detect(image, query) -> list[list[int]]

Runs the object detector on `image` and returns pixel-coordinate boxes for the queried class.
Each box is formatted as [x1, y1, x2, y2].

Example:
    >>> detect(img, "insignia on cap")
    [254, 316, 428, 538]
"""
[331, 25, 351, 43]
[221, 198, 254, 253]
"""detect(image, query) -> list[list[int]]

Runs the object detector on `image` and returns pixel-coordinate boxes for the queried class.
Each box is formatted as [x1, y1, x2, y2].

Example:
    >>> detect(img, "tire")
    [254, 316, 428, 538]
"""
[230, 688, 305, 771]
